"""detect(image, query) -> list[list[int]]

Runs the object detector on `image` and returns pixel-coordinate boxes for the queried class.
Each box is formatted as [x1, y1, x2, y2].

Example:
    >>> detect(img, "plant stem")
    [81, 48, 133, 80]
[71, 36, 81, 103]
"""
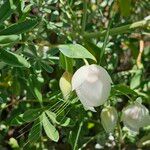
[83, 19, 150, 38]
[82, 0, 88, 33]
[73, 121, 83, 150]
[98, 18, 112, 65]
[117, 122, 122, 150]
[83, 58, 89, 65]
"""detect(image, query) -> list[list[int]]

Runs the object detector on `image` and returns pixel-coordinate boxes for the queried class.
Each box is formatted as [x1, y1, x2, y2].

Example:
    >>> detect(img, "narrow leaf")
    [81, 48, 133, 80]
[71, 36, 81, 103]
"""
[0, 35, 20, 46]
[28, 118, 42, 142]
[23, 108, 44, 122]
[0, 0, 17, 24]
[0, 19, 38, 35]
[0, 49, 30, 68]
[11, 114, 26, 126]
[29, 75, 43, 103]
[42, 113, 59, 142]
[45, 110, 57, 124]
[113, 84, 138, 96]
[41, 61, 54, 73]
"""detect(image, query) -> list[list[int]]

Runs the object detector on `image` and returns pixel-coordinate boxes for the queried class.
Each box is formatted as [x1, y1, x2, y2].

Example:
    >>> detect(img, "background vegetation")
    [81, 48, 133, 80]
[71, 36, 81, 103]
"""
[0, 0, 149, 149]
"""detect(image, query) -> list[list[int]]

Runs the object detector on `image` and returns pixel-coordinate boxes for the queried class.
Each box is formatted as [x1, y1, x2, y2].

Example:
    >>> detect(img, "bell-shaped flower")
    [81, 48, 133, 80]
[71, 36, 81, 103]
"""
[72, 64, 112, 112]
[122, 101, 150, 132]
[101, 106, 118, 133]
[59, 72, 72, 100]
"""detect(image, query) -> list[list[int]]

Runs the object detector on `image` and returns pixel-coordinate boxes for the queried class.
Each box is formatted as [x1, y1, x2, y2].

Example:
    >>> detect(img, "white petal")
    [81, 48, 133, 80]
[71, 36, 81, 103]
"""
[72, 65, 89, 90]
[84, 105, 96, 112]
[75, 77, 111, 107]
[90, 64, 112, 83]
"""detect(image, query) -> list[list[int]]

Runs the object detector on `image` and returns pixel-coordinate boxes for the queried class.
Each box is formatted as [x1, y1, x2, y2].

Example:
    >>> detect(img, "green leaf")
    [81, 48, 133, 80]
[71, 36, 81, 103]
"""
[56, 116, 74, 127]
[112, 84, 138, 96]
[45, 110, 57, 124]
[84, 39, 101, 62]
[0, 35, 20, 46]
[28, 44, 38, 56]
[130, 70, 142, 89]
[0, 0, 16, 24]
[23, 108, 44, 122]
[46, 110, 74, 127]
[58, 44, 96, 61]
[28, 118, 42, 143]
[42, 113, 59, 142]
[41, 61, 54, 73]
[59, 53, 73, 73]
[11, 114, 26, 126]
[29, 75, 43, 103]
[118, 0, 131, 17]
[0, 49, 30, 68]
[0, 19, 38, 35]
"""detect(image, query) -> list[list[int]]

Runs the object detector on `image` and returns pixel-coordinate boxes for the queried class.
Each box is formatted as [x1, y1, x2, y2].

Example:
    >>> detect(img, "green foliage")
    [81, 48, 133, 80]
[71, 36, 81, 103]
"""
[42, 112, 59, 142]
[0, 0, 149, 149]
[0, 49, 30, 67]
[118, 0, 132, 17]
[0, 19, 38, 35]
[0, 35, 20, 46]
[58, 44, 96, 61]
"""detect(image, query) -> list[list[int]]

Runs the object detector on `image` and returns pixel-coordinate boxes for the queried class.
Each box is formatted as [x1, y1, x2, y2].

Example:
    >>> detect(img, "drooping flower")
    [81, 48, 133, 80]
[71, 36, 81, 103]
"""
[101, 106, 118, 133]
[59, 72, 72, 100]
[122, 101, 150, 132]
[72, 64, 112, 112]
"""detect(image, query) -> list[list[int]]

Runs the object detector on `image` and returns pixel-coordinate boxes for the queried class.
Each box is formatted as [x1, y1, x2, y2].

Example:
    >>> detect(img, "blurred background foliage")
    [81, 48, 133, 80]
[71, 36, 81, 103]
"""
[0, 0, 149, 149]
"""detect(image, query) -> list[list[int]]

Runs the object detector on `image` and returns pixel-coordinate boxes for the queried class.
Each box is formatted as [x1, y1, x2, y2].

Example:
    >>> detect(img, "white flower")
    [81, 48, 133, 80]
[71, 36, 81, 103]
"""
[101, 106, 118, 133]
[122, 101, 150, 132]
[72, 64, 112, 112]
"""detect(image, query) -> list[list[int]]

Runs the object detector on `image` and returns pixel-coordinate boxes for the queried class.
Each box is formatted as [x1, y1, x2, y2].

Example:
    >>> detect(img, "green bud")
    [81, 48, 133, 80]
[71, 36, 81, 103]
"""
[59, 71, 72, 100]
[100, 106, 118, 133]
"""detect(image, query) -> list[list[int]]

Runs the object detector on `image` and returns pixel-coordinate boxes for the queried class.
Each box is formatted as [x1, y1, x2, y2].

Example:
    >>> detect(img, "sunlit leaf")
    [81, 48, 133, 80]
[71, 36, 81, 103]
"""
[58, 44, 96, 61]
[0, 19, 38, 35]
[0, 49, 30, 68]
[42, 113, 59, 142]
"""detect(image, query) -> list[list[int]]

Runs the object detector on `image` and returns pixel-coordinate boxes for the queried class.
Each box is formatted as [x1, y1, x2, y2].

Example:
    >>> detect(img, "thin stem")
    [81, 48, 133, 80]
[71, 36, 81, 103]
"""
[73, 121, 83, 150]
[81, 0, 88, 33]
[83, 58, 89, 65]
[98, 18, 112, 65]
[117, 122, 122, 150]
[83, 19, 149, 38]
[80, 132, 101, 149]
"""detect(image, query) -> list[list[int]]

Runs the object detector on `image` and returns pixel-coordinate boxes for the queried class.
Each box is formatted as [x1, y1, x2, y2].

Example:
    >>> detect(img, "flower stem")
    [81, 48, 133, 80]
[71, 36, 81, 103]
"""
[83, 58, 89, 65]
[83, 19, 150, 38]
[82, 0, 88, 33]
[73, 121, 83, 150]
[117, 122, 122, 150]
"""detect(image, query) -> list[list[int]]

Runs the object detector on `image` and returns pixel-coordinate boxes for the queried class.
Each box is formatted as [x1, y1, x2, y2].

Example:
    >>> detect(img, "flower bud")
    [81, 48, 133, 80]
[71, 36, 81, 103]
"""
[122, 102, 150, 132]
[101, 106, 118, 133]
[59, 72, 72, 100]
[72, 64, 112, 112]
